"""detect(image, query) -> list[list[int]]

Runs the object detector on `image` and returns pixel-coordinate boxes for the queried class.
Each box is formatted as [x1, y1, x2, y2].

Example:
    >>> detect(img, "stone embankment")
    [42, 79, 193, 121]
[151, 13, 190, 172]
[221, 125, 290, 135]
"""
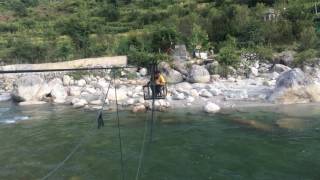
[1, 51, 320, 114]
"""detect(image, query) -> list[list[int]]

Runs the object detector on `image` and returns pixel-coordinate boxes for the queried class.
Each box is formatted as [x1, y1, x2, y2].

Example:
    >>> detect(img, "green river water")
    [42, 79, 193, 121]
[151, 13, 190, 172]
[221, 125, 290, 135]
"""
[0, 102, 320, 180]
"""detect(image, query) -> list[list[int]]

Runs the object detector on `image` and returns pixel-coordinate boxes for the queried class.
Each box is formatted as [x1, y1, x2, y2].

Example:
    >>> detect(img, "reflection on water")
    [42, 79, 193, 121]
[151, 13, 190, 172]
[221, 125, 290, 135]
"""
[0, 102, 320, 180]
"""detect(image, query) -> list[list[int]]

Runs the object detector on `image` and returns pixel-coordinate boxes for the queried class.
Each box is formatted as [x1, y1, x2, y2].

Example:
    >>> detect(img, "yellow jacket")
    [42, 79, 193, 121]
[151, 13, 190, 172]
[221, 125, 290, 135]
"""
[155, 74, 166, 85]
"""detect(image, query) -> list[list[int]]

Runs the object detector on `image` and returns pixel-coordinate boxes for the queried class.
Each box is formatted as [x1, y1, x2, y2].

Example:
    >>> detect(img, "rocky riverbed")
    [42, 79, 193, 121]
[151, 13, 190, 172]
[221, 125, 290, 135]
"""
[1, 52, 320, 113]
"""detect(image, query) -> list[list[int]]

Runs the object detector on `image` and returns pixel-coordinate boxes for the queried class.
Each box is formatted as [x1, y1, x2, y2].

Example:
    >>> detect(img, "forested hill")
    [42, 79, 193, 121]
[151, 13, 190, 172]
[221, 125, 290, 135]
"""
[0, 0, 319, 66]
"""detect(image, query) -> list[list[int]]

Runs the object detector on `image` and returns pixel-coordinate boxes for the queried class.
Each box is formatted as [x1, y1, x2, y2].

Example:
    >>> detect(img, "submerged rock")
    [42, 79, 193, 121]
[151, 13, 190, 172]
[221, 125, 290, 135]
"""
[132, 104, 146, 113]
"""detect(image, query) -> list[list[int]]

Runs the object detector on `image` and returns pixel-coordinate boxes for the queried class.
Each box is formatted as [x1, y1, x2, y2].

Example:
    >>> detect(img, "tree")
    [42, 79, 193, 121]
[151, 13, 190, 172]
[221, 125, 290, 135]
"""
[299, 26, 318, 51]
[151, 27, 178, 53]
[218, 36, 240, 67]
[189, 24, 210, 51]
[54, 36, 75, 61]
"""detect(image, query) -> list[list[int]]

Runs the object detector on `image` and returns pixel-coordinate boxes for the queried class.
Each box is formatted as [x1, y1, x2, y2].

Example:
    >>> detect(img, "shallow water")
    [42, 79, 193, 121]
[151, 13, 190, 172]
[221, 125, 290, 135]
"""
[0, 102, 320, 180]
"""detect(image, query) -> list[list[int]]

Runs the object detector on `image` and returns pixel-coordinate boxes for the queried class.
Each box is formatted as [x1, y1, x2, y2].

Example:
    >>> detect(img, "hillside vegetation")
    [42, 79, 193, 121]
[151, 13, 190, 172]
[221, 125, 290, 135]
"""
[0, 0, 319, 66]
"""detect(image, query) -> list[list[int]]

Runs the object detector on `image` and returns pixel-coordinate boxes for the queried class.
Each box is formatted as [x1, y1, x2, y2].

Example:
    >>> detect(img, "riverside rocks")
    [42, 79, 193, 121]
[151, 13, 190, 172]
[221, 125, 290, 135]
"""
[268, 68, 320, 104]
[5, 57, 320, 113]
[189, 65, 210, 83]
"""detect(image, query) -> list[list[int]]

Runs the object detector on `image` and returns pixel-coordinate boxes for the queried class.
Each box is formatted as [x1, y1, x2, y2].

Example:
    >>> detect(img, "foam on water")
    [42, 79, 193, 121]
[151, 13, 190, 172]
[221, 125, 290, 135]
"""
[0, 116, 30, 124]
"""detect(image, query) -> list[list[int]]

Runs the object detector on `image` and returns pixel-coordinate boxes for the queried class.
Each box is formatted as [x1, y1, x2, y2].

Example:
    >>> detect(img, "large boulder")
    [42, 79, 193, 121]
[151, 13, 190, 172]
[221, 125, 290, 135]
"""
[48, 78, 68, 103]
[268, 68, 320, 104]
[188, 65, 210, 83]
[274, 51, 295, 67]
[12, 75, 44, 102]
[172, 60, 189, 75]
[158, 62, 184, 84]
[275, 68, 309, 88]
[163, 69, 184, 84]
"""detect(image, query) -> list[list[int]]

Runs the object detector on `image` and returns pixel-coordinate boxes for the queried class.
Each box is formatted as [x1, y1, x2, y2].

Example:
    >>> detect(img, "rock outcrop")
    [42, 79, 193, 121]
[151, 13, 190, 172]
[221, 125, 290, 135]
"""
[268, 68, 320, 104]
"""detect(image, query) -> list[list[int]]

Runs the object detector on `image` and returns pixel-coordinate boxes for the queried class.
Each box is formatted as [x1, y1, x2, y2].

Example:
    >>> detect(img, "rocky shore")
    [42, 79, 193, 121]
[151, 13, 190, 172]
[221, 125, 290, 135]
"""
[1, 51, 320, 114]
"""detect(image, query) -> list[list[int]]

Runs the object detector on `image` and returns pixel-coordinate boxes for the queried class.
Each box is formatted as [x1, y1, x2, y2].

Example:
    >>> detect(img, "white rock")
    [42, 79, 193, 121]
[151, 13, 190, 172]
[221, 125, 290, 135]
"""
[107, 88, 128, 101]
[84, 87, 96, 94]
[12, 75, 44, 102]
[139, 68, 148, 76]
[175, 82, 193, 94]
[137, 97, 145, 104]
[89, 100, 102, 105]
[0, 93, 11, 102]
[125, 98, 136, 106]
[69, 86, 82, 96]
[186, 96, 195, 103]
[189, 89, 199, 97]
[273, 64, 291, 73]
[269, 72, 280, 80]
[72, 98, 88, 108]
[204, 102, 221, 113]
[19, 101, 47, 106]
[77, 79, 86, 87]
[189, 65, 210, 83]
[199, 89, 213, 98]
[209, 88, 222, 96]
[172, 92, 185, 100]
[132, 104, 146, 113]
[63, 75, 72, 86]
[250, 67, 259, 77]
[48, 78, 67, 103]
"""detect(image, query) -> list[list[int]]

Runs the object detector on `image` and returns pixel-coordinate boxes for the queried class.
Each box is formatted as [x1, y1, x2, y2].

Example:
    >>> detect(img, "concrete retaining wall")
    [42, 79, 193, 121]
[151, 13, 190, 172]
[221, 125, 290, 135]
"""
[0, 56, 127, 71]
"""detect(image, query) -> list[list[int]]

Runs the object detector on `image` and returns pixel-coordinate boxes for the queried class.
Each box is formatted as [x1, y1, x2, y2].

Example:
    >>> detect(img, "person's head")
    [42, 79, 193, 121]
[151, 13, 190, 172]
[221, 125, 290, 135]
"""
[154, 70, 161, 78]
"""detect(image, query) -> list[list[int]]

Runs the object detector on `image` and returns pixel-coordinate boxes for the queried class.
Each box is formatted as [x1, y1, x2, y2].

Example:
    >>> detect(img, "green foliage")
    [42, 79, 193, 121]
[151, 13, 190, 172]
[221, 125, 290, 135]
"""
[294, 49, 318, 66]
[189, 24, 210, 50]
[217, 36, 241, 68]
[151, 27, 178, 53]
[299, 26, 318, 51]
[54, 36, 75, 61]
[0, 0, 319, 67]
[254, 46, 274, 61]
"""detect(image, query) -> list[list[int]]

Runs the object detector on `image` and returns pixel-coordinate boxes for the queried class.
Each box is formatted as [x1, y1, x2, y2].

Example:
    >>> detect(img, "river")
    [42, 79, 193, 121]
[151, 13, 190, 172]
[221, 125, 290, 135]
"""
[0, 102, 320, 180]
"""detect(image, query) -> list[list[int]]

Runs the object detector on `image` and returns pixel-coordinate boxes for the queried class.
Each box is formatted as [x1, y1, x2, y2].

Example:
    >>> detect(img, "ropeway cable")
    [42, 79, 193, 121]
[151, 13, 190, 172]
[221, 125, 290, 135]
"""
[40, 71, 113, 180]
[135, 109, 150, 180]
[113, 71, 126, 180]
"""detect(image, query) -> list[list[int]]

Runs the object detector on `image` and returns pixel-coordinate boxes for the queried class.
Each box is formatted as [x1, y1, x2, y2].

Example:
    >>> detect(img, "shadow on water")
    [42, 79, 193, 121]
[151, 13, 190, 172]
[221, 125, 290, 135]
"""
[0, 102, 320, 180]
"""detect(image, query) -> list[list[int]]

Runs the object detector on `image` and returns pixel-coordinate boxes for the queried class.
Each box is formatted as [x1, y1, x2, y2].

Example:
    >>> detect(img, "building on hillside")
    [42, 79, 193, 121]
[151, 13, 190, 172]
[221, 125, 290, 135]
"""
[263, 8, 280, 22]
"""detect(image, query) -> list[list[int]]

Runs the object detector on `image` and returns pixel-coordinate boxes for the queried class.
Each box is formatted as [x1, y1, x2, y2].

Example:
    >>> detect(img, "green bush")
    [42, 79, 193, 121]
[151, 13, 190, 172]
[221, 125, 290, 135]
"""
[293, 49, 318, 67]
[217, 36, 240, 68]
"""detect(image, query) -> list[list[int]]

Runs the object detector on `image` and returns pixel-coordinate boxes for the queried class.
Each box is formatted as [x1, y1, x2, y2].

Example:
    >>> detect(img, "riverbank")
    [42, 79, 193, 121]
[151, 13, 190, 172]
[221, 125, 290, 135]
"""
[0, 66, 318, 114]
[1, 51, 320, 113]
